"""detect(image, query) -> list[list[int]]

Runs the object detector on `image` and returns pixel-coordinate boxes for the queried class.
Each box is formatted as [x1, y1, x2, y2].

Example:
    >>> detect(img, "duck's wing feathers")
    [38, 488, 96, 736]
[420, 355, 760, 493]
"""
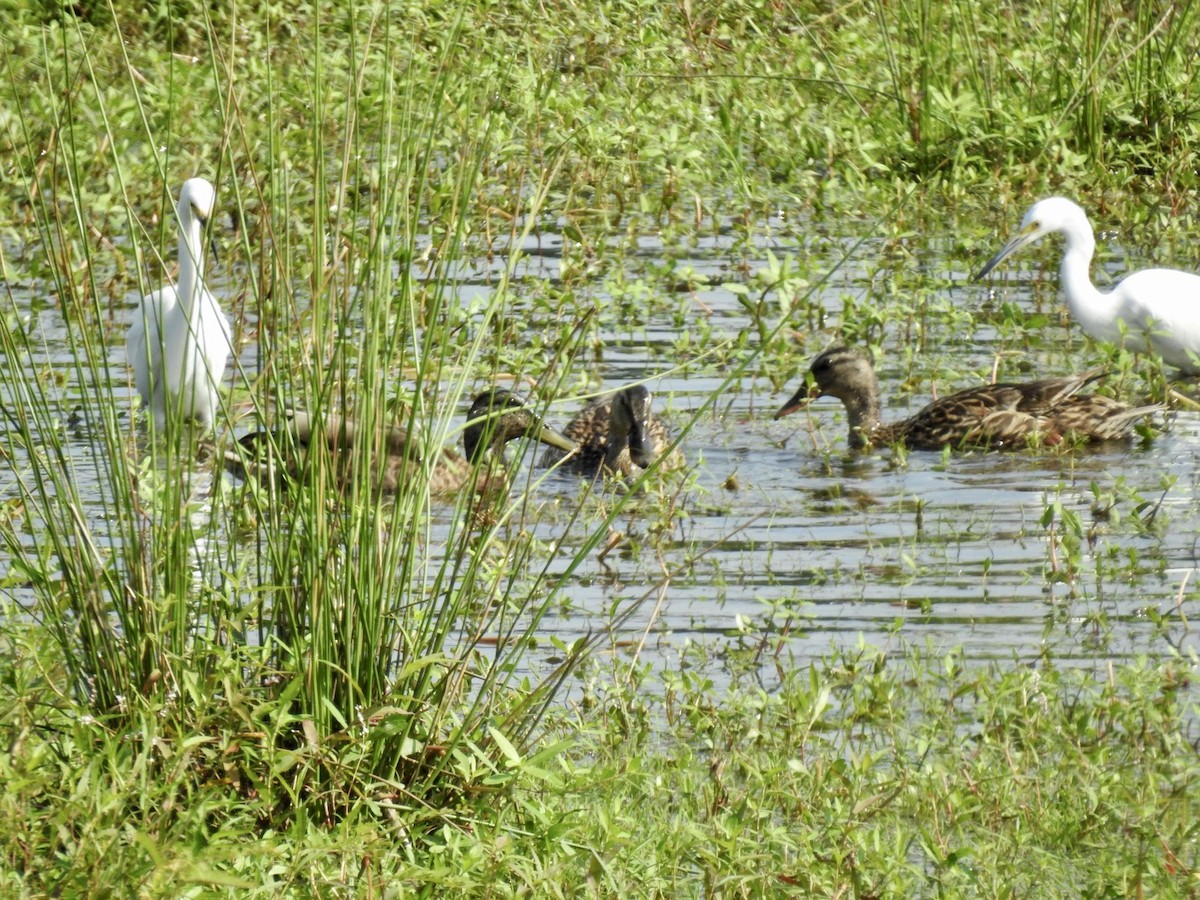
[1046, 397, 1162, 442]
[284, 410, 422, 460]
[542, 396, 614, 471]
[930, 369, 1107, 415]
[895, 393, 1039, 449]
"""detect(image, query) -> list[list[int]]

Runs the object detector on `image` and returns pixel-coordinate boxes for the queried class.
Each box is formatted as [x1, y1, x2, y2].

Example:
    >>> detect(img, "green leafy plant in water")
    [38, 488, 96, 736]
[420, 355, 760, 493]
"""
[1040, 493, 1085, 590]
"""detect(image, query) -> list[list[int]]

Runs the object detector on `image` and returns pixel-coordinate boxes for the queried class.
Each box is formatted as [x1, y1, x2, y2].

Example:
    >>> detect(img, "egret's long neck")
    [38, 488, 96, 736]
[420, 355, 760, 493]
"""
[1058, 221, 1121, 342]
[177, 206, 204, 316]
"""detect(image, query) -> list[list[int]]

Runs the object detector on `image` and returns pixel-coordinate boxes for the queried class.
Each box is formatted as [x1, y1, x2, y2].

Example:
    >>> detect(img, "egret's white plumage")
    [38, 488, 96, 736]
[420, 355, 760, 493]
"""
[126, 177, 232, 429]
[977, 197, 1200, 375]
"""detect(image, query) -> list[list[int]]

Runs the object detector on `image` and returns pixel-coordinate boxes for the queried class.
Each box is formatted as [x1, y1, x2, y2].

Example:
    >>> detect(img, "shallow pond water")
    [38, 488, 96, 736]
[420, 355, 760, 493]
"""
[3, 210, 1199, 681]
[484, 220, 1200, 674]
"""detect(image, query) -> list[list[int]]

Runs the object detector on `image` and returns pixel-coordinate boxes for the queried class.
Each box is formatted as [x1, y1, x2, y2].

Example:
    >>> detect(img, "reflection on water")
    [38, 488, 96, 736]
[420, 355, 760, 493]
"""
[3, 216, 1198, 679]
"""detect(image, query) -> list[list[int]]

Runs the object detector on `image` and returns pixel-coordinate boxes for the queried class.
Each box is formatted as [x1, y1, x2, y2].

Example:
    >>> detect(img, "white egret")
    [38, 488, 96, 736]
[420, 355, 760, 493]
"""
[126, 177, 232, 429]
[976, 197, 1200, 375]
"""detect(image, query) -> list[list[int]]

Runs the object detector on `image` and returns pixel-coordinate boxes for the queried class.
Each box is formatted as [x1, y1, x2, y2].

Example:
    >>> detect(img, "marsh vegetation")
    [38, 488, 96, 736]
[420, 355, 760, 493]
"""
[1, 1, 1198, 893]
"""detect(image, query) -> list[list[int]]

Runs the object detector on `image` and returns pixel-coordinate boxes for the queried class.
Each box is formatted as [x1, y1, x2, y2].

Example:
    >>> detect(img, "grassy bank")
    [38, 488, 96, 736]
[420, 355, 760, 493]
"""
[5, 0, 1200, 222]
[1, 634, 1195, 894]
[1, 0, 1198, 893]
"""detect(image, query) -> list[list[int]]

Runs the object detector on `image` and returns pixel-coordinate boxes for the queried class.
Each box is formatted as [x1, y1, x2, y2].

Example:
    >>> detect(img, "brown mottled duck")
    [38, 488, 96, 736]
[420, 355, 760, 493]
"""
[227, 389, 577, 496]
[775, 346, 1160, 450]
[543, 385, 682, 476]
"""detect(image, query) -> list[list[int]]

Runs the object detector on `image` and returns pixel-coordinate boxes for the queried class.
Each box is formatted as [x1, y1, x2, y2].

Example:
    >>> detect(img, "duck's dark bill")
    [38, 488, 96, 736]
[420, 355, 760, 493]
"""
[773, 383, 820, 420]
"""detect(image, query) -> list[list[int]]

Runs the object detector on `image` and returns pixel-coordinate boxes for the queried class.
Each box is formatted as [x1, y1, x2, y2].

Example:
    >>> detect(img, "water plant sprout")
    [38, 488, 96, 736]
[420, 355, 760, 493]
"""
[976, 197, 1200, 375]
[125, 177, 232, 429]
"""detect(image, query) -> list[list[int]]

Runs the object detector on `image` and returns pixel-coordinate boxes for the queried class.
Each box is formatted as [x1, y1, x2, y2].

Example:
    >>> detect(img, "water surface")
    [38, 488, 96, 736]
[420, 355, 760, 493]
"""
[4, 212, 1197, 682]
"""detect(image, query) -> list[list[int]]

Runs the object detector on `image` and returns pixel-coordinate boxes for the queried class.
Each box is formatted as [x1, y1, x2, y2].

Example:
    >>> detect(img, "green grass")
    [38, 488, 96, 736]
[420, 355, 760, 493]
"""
[0, 0, 1199, 893]
[560, 647, 1199, 895]
[1, 634, 1195, 894]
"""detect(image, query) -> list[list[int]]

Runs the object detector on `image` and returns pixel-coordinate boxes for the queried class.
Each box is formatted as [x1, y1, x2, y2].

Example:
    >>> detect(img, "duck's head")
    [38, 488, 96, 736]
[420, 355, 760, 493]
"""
[610, 385, 657, 469]
[774, 346, 876, 419]
[463, 389, 576, 462]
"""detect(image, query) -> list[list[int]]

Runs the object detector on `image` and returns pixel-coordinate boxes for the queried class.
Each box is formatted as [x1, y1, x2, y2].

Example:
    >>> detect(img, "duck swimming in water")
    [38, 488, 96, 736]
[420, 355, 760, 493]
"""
[228, 389, 577, 496]
[775, 346, 1160, 450]
[543, 385, 682, 477]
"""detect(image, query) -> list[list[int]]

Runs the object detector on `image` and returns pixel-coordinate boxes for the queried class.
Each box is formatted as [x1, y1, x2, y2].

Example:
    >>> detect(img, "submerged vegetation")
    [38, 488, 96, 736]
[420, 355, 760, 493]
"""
[0, 0, 1198, 893]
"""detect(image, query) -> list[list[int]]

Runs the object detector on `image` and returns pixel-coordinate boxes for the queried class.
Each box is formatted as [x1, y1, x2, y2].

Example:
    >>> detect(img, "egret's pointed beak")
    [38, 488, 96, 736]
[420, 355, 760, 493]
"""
[773, 381, 822, 420]
[975, 226, 1041, 281]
